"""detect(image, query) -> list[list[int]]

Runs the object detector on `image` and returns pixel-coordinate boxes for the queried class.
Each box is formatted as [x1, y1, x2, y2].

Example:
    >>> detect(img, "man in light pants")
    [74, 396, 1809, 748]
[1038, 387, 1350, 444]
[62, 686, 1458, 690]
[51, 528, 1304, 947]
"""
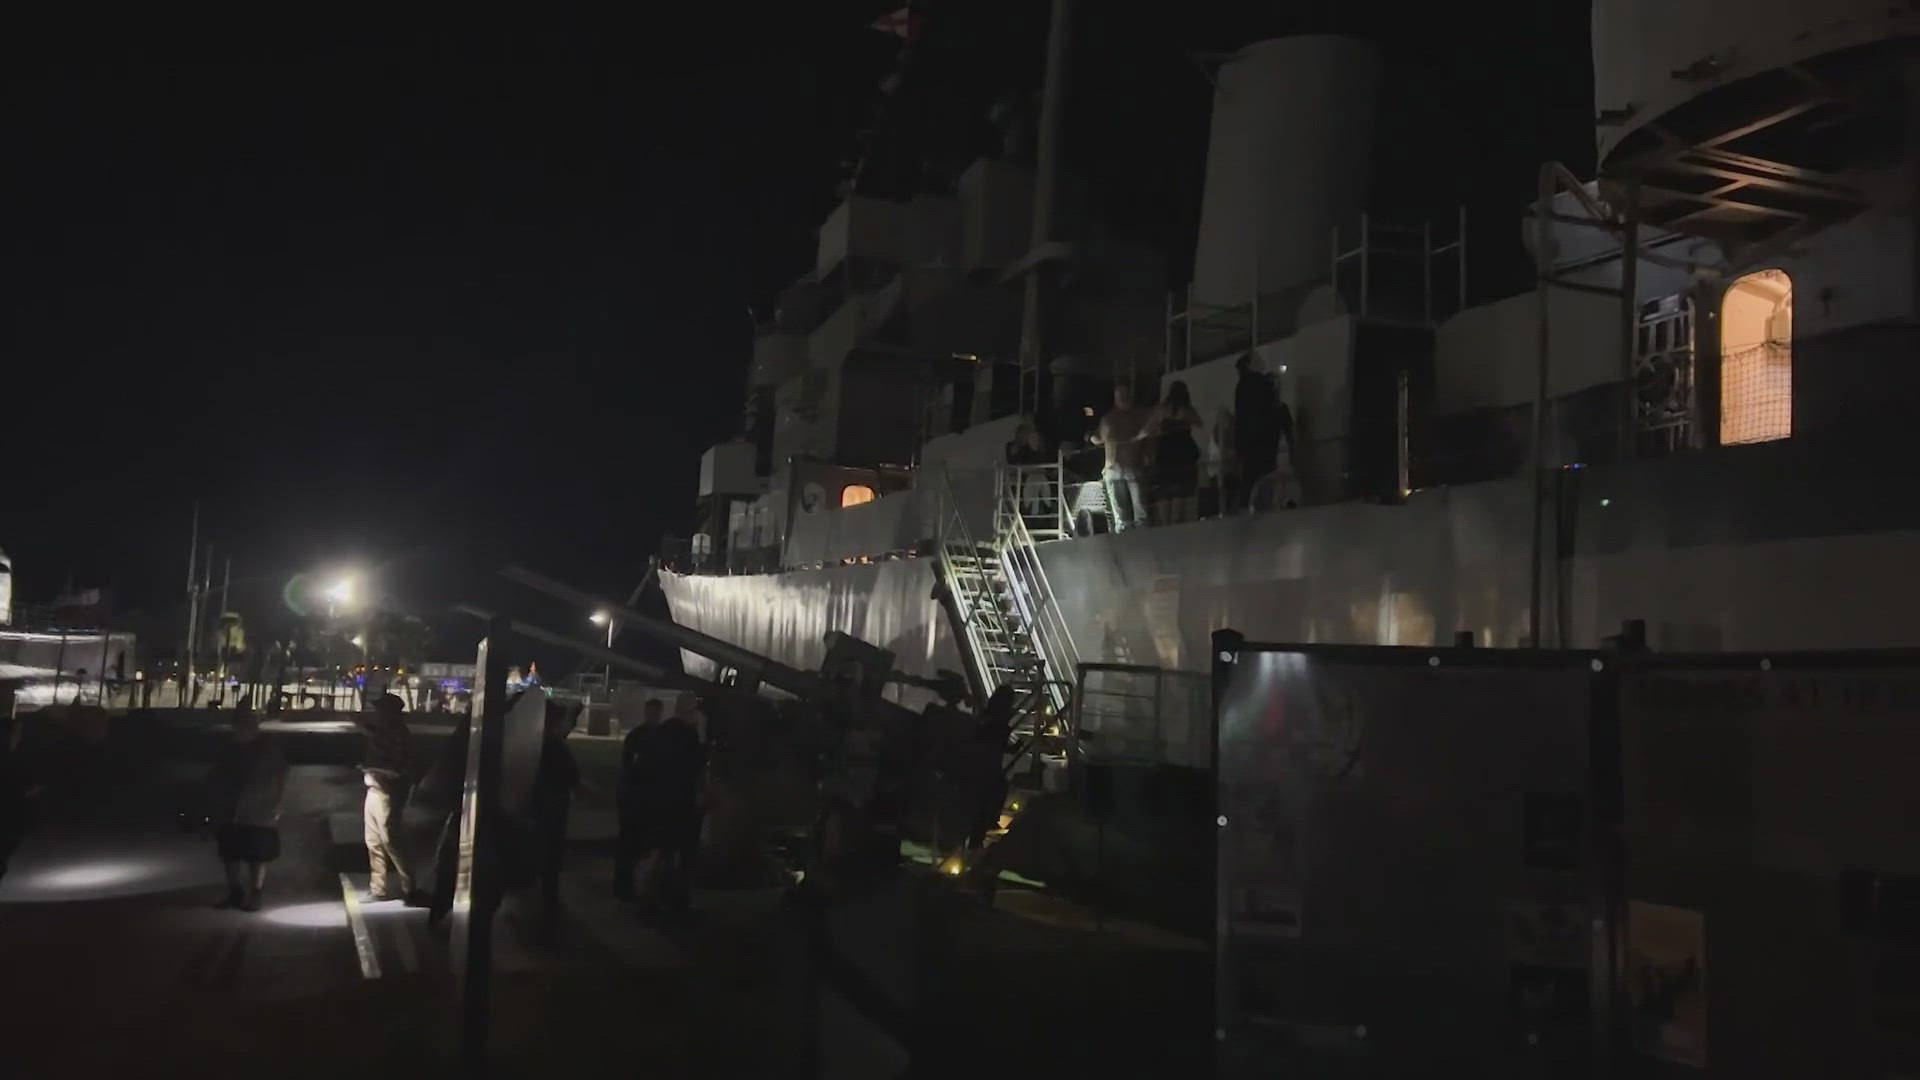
[356, 693, 414, 902]
[1090, 383, 1149, 531]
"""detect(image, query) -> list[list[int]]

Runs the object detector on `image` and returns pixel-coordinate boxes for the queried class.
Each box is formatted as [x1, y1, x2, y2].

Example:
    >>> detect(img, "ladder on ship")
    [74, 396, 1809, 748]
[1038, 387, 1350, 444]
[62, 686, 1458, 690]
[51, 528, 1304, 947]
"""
[933, 463, 1081, 728]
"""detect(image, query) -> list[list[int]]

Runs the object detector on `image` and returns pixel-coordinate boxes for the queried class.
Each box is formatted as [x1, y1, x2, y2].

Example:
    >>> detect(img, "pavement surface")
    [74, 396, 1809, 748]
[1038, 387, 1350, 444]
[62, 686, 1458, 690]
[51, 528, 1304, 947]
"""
[0, 719, 764, 1076]
[0, 714, 1208, 1077]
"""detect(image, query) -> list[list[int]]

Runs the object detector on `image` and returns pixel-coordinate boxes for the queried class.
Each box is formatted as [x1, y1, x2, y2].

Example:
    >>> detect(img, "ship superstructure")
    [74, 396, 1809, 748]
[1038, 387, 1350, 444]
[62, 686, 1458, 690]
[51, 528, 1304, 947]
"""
[666, 3, 1920, 744]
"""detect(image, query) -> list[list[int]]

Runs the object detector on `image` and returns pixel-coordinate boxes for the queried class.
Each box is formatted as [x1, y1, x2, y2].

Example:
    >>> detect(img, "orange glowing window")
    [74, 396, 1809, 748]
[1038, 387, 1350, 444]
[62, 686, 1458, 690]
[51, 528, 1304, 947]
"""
[840, 484, 876, 508]
[1719, 269, 1792, 445]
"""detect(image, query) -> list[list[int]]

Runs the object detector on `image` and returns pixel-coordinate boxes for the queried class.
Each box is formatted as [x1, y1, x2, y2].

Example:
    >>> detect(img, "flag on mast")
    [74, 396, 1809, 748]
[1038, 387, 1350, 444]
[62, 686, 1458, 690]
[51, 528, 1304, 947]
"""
[869, 5, 921, 44]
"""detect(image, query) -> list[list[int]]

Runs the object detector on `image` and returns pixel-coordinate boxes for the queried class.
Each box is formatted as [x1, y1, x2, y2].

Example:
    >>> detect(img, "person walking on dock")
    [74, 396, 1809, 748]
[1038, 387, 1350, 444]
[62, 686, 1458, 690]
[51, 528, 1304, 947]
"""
[614, 697, 664, 901]
[204, 704, 287, 911]
[530, 698, 581, 930]
[616, 694, 707, 914]
[0, 711, 43, 887]
[356, 693, 414, 902]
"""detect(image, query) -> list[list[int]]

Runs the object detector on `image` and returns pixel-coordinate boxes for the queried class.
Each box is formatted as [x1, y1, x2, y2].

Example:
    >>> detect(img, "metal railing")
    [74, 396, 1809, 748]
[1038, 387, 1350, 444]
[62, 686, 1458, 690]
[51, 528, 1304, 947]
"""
[1072, 663, 1211, 769]
[991, 478, 1080, 717]
[995, 459, 1068, 542]
[933, 465, 1025, 705]
[999, 678, 1078, 779]
[932, 464, 1081, 723]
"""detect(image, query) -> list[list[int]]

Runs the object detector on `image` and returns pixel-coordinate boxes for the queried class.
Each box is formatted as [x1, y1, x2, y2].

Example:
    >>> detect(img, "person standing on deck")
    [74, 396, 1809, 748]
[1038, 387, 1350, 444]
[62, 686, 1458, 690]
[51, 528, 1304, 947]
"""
[356, 693, 414, 902]
[1090, 383, 1150, 532]
[1148, 379, 1204, 525]
[1233, 353, 1280, 510]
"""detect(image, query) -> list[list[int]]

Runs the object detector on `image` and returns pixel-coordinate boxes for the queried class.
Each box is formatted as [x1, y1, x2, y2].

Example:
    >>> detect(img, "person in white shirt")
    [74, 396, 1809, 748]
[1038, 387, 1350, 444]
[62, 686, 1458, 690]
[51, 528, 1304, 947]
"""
[1089, 384, 1150, 532]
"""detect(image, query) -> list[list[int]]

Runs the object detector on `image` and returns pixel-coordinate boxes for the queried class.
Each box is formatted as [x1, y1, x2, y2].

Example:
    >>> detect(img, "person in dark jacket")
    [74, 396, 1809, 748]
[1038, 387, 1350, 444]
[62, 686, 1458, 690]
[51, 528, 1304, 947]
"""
[423, 716, 470, 927]
[0, 713, 41, 887]
[965, 686, 1018, 852]
[530, 699, 581, 928]
[620, 694, 707, 914]
[614, 698, 664, 900]
[355, 693, 415, 902]
[1232, 353, 1296, 511]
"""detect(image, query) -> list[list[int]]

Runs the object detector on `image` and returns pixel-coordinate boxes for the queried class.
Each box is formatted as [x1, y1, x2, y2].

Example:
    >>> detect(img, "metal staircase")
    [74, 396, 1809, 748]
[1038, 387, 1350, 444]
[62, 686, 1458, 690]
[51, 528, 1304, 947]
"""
[933, 463, 1081, 723]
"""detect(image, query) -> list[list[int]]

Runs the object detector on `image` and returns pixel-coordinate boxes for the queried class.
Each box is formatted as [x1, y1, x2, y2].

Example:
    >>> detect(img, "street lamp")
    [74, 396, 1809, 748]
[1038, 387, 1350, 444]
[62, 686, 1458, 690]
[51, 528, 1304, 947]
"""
[589, 611, 614, 711]
[325, 575, 359, 619]
[348, 632, 371, 711]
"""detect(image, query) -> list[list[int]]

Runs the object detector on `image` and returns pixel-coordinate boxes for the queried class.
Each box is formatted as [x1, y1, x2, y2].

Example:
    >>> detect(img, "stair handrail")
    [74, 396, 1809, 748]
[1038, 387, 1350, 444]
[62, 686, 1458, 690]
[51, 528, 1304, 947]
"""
[991, 465, 1082, 718]
[1000, 677, 1079, 777]
[996, 458, 1068, 540]
[935, 464, 1019, 701]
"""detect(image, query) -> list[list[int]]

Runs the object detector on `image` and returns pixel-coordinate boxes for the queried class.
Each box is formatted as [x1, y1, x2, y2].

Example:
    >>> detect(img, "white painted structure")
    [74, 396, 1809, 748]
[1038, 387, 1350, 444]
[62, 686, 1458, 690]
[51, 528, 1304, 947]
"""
[1591, 0, 1920, 160]
[667, 17, 1920, 688]
[1190, 36, 1379, 311]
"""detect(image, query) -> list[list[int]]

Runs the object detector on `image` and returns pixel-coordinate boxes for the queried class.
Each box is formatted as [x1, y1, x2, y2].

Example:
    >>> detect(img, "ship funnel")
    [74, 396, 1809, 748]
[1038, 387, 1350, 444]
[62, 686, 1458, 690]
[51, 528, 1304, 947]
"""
[1190, 35, 1381, 315]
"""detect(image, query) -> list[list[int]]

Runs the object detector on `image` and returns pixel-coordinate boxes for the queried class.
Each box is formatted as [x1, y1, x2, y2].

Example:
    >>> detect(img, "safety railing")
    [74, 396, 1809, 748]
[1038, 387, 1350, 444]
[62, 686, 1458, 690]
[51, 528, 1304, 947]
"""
[999, 677, 1078, 779]
[996, 459, 1068, 542]
[996, 516, 1077, 716]
[1072, 662, 1211, 769]
[933, 465, 1025, 705]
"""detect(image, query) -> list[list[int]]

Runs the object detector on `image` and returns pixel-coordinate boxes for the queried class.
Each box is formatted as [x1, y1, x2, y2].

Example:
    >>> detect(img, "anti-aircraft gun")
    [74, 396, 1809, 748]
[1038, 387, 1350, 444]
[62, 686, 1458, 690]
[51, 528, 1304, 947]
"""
[486, 566, 1004, 883]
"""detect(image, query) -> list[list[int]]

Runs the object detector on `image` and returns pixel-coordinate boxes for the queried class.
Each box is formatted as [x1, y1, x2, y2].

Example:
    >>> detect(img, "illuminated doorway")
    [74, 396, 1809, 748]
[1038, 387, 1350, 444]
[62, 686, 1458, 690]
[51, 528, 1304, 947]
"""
[1719, 269, 1792, 445]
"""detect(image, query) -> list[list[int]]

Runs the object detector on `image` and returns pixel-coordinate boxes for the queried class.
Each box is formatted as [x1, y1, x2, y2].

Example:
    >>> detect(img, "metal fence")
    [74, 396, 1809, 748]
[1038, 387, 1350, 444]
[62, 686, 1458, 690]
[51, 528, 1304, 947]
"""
[1074, 662, 1210, 769]
[1211, 632, 1920, 1077]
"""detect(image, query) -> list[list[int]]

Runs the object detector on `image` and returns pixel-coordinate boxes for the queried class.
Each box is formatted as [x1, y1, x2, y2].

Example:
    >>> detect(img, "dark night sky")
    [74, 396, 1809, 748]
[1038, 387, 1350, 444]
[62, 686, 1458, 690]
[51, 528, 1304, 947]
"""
[3, 4, 1589, 659]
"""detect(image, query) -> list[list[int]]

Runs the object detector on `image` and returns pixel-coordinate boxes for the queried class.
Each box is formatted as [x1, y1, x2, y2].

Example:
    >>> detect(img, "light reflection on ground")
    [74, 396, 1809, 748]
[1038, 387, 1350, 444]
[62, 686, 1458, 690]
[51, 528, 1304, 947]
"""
[0, 837, 222, 903]
[28, 862, 156, 890]
[264, 899, 418, 929]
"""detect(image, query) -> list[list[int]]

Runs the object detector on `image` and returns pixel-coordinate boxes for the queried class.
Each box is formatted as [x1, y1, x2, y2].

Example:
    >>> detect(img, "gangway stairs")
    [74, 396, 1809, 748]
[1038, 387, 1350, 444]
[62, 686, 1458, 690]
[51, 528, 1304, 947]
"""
[933, 461, 1080, 729]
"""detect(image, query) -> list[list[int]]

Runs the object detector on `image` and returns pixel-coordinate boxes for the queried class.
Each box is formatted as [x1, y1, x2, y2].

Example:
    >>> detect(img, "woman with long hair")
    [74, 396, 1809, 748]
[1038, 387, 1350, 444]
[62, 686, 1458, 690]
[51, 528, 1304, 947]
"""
[1148, 380, 1204, 524]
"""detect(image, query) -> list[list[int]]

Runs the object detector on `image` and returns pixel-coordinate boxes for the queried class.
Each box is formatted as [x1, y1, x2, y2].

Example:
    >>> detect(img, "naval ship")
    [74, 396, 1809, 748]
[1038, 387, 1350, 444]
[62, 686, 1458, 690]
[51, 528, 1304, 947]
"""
[661, 1, 1920, 760]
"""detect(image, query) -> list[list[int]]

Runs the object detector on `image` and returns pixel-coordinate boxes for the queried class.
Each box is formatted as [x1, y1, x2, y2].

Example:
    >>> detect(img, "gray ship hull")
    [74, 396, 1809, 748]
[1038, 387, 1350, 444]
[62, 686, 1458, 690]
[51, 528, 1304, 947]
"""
[664, 443, 1920, 692]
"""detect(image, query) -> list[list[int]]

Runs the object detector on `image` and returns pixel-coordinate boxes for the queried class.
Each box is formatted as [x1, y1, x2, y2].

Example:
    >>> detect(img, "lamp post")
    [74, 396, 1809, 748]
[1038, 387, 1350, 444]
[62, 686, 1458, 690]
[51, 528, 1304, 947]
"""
[589, 610, 614, 722]
[350, 632, 368, 709]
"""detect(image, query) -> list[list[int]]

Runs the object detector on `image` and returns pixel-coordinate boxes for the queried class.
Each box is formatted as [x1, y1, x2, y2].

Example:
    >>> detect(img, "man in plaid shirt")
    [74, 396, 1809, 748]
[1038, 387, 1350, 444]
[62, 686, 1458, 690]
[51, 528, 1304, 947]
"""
[356, 693, 414, 901]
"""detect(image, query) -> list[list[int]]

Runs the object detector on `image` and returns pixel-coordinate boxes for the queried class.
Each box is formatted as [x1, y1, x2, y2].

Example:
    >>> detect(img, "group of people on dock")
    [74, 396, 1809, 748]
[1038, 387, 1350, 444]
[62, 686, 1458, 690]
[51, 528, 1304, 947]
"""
[190, 687, 710, 925]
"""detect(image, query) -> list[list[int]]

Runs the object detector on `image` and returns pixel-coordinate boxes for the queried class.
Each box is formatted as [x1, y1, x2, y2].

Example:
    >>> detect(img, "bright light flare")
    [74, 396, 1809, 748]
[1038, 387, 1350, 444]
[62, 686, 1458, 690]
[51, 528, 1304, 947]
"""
[589, 611, 610, 626]
[326, 577, 356, 607]
[350, 634, 366, 649]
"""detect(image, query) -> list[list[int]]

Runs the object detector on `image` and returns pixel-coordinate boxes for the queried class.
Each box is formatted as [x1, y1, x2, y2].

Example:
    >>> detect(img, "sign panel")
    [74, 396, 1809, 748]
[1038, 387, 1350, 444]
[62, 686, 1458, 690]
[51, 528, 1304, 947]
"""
[1215, 643, 1602, 1074]
[1620, 657, 1920, 1076]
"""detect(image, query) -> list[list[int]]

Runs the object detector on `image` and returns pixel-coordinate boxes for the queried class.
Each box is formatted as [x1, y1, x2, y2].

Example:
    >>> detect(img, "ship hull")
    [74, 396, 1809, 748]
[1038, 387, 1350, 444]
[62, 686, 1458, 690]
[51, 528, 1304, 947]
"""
[665, 443, 1920, 690]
